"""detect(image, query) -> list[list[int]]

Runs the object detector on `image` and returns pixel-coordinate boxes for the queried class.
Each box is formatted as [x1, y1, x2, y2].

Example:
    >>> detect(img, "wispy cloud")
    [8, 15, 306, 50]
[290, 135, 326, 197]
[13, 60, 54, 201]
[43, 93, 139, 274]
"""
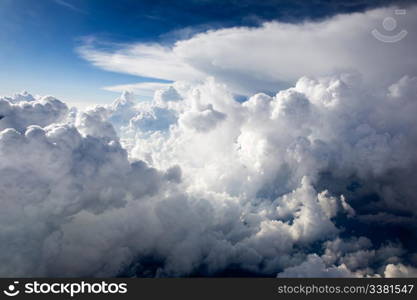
[77, 41, 203, 82]
[78, 5, 417, 96]
[54, 0, 87, 14]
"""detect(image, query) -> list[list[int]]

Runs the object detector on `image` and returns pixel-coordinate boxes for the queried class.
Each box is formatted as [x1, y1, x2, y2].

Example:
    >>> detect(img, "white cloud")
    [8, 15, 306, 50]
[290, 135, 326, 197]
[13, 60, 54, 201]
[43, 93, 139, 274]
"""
[75, 108, 118, 141]
[384, 264, 417, 278]
[0, 94, 69, 132]
[0, 122, 171, 276]
[103, 82, 172, 98]
[2, 70, 417, 276]
[1, 91, 36, 103]
[179, 103, 226, 132]
[79, 5, 417, 95]
[78, 43, 204, 82]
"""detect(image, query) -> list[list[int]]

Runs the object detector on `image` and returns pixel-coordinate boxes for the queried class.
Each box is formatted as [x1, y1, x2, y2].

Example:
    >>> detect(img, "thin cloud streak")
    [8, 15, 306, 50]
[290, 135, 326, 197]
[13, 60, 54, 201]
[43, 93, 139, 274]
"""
[54, 0, 87, 14]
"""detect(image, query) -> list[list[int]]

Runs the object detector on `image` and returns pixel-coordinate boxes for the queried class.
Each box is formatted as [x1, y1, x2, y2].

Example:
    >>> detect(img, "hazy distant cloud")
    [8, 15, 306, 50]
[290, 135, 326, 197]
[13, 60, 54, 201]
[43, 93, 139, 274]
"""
[103, 82, 172, 98]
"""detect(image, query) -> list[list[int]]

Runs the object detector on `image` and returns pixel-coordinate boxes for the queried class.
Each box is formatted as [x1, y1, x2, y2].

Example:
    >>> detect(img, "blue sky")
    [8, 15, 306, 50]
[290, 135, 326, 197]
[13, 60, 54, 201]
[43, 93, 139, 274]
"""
[0, 0, 410, 106]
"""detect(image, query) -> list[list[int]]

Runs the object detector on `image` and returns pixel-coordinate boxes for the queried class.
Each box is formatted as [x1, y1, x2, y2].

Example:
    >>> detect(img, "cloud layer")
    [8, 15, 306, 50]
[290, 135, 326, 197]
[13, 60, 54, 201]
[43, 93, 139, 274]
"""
[1, 5, 417, 277]
[1, 68, 417, 277]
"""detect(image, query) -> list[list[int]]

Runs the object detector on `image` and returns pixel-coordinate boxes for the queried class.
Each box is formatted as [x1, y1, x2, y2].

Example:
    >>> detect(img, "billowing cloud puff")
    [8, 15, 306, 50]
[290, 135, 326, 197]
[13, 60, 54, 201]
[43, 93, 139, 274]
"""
[384, 264, 417, 278]
[0, 107, 174, 276]
[1, 91, 36, 103]
[277, 236, 406, 277]
[154, 86, 182, 103]
[75, 108, 118, 140]
[277, 254, 354, 278]
[0, 94, 68, 132]
[179, 103, 226, 132]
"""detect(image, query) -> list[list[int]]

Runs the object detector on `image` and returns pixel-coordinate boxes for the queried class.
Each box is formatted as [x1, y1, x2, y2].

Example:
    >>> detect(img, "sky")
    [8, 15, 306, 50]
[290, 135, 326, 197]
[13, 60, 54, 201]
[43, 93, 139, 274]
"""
[1, 0, 414, 107]
[1, 0, 417, 278]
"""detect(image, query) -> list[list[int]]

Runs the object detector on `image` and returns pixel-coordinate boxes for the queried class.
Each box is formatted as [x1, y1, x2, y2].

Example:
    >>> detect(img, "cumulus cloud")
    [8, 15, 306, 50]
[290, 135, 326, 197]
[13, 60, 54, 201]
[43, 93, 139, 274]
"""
[0, 124, 172, 276]
[277, 236, 406, 277]
[123, 73, 416, 277]
[277, 254, 354, 278]
[1, 91, 36, 103]
[0, 94, 68, 132]
[179, 103, 226, 132]
[3, 68, 416, 277]
[385, 264, 417, 278]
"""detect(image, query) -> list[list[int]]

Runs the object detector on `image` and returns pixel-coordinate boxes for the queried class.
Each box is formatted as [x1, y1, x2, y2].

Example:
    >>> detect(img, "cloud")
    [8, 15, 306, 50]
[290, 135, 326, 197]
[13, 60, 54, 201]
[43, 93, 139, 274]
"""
[1, 5, 417, 277]
[277, 254, 355, 277]
[79, 5, 417, 96]
[2, 69, 417, 277]
[78, 43, 204, 82]
[154, 86, 182, 103]
[0, 94, 69, 132]
[124, 73, 416, 276]
[103, 82, 172, 98]
[75, 108, 119, 141]
[277, 236, 407, 277]
[1, 91, 36, 103]
[0, 121, 172, 276]
[179, 103, 226, 132]
[384, 264, 417, 277]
